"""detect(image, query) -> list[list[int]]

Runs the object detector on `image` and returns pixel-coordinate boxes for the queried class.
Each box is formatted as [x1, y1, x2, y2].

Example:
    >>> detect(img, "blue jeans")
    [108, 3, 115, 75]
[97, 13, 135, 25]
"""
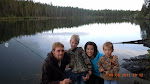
[70, 72, 87, 84]
[64, 68, 72, 78]
[104, 80, 119, 84]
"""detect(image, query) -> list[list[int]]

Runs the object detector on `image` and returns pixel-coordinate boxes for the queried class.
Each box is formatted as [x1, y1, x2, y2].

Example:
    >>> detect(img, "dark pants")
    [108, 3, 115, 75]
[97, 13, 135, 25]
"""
[86, 74, 104, 84]
[70, 72, 87, 84]
[64, 68, 72, 79]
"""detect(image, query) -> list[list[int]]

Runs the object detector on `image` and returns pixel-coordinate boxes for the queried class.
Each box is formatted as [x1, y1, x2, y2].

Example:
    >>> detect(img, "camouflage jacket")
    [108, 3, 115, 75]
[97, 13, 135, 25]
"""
[97, 55, 119, 80]
[67, 47, 92, 73]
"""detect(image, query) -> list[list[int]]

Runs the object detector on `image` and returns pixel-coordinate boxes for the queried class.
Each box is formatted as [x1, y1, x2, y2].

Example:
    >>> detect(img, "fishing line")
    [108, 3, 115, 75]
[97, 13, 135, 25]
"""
[13, 38, 67, 78]
[13, 38, 44, 60]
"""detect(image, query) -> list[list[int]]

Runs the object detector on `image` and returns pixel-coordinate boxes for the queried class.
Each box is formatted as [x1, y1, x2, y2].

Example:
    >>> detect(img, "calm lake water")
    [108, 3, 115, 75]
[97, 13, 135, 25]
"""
[0, 19, 150, 84]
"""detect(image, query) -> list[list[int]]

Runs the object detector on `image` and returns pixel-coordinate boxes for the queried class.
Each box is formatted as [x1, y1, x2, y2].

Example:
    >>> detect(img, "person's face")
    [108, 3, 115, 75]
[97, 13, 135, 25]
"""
[70, 39, 78, 50]
[103, 46, 113, 56]
[86, 45, 94, 57]
[52, 46, 64, 61]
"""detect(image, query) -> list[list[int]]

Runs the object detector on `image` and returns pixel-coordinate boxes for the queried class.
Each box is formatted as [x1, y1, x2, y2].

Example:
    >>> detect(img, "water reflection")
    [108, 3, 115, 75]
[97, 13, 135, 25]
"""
[0, 18, 133, 44]
[0, 19, 150, 44]
[137, 20, 150, 39]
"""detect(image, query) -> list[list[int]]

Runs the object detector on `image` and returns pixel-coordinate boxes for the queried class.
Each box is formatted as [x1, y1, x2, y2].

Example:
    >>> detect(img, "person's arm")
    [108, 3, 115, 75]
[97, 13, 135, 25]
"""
[64, 52, 71, 66]
[66, 50, 73, 69]
[65, 53, 71, 70]
[80, 47, 92, 71]
[109, 58, 120, 77]
[113, 55, 118, 62]
[82, 70, 92, 81]
[40, 62, 60, 84]
[59, 78, 72, 84]
[97, 56, 105, 73]
[113, 59, 120, 74]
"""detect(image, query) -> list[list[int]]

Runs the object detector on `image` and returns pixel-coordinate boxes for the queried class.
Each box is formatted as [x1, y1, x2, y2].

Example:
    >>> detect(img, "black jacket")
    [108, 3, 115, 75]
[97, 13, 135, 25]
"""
[40, 52, 70, 84]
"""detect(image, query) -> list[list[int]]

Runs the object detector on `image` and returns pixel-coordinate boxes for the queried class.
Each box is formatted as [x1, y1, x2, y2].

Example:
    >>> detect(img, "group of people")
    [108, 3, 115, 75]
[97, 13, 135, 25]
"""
[40, 34, 120, 84]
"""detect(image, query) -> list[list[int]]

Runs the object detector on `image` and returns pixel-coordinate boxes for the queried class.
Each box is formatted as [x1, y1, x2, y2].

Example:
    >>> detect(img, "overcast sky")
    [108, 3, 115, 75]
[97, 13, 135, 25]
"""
[34, 0, 144, 11]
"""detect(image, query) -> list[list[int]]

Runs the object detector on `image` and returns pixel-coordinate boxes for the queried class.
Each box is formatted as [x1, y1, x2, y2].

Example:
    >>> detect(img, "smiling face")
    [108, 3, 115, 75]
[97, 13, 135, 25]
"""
[70, 39, 79, 50]
[86, 45, 94, 57]
[52, 46, 65, 61]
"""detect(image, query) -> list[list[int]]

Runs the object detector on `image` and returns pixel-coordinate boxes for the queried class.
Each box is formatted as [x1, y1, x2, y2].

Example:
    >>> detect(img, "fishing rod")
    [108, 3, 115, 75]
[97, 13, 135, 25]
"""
[113, 39, 149, 44]
[13, 38, 67, 78]
[13, 38, 44, 59]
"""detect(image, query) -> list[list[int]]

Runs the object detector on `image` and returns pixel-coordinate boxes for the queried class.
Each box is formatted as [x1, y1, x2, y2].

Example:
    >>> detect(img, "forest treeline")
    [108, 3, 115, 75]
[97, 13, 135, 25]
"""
[137, 3, 150, 20]
[0, 0, 138, 18]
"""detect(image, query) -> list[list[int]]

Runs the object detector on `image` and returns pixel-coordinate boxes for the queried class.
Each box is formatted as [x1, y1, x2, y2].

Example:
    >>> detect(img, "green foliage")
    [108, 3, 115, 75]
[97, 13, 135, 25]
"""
[148, 49, 150, 57]
[0, 0, 137, 18]
[148, 49, 150, 53]
[138, 4, 150, 19]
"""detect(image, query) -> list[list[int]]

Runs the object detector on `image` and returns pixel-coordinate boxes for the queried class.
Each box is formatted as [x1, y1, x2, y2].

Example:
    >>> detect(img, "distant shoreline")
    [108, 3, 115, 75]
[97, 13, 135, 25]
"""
[0, 17, 69, 21]
[0, 16, 132, 21]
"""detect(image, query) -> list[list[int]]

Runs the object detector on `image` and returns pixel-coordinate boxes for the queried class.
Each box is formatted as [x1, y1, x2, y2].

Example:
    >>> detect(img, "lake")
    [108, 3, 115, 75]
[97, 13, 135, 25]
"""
[0, 19, 150, 84]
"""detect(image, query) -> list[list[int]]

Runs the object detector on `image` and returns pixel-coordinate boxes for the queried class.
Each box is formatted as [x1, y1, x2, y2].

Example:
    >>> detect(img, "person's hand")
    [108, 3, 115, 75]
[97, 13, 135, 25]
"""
[66, 65, 69, 70]
[82, 74, 90, 81]
[105, 71, 109, 76]
[88, 71, 92, 76]
[60, 78, 71, 84]
[82, 70, 92, 81]
[100, 68, 104, 72]
[113, 55, 118, 61]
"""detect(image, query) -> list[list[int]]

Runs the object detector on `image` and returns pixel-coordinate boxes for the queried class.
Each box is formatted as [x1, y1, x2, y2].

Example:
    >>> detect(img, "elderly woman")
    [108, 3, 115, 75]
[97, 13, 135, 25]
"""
[84, 41, 104, 84]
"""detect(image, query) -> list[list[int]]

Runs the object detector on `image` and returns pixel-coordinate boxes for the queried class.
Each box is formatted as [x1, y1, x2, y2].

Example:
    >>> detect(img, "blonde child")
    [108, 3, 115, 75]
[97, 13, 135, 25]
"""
[67, 34, 92, 84]
[97, 42, 119, 84]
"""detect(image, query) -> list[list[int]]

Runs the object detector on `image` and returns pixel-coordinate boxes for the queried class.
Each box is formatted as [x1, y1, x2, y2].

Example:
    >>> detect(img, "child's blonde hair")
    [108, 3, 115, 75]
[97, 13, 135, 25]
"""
[103, 41, 114, 50]
[70, 34, 80, 43]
